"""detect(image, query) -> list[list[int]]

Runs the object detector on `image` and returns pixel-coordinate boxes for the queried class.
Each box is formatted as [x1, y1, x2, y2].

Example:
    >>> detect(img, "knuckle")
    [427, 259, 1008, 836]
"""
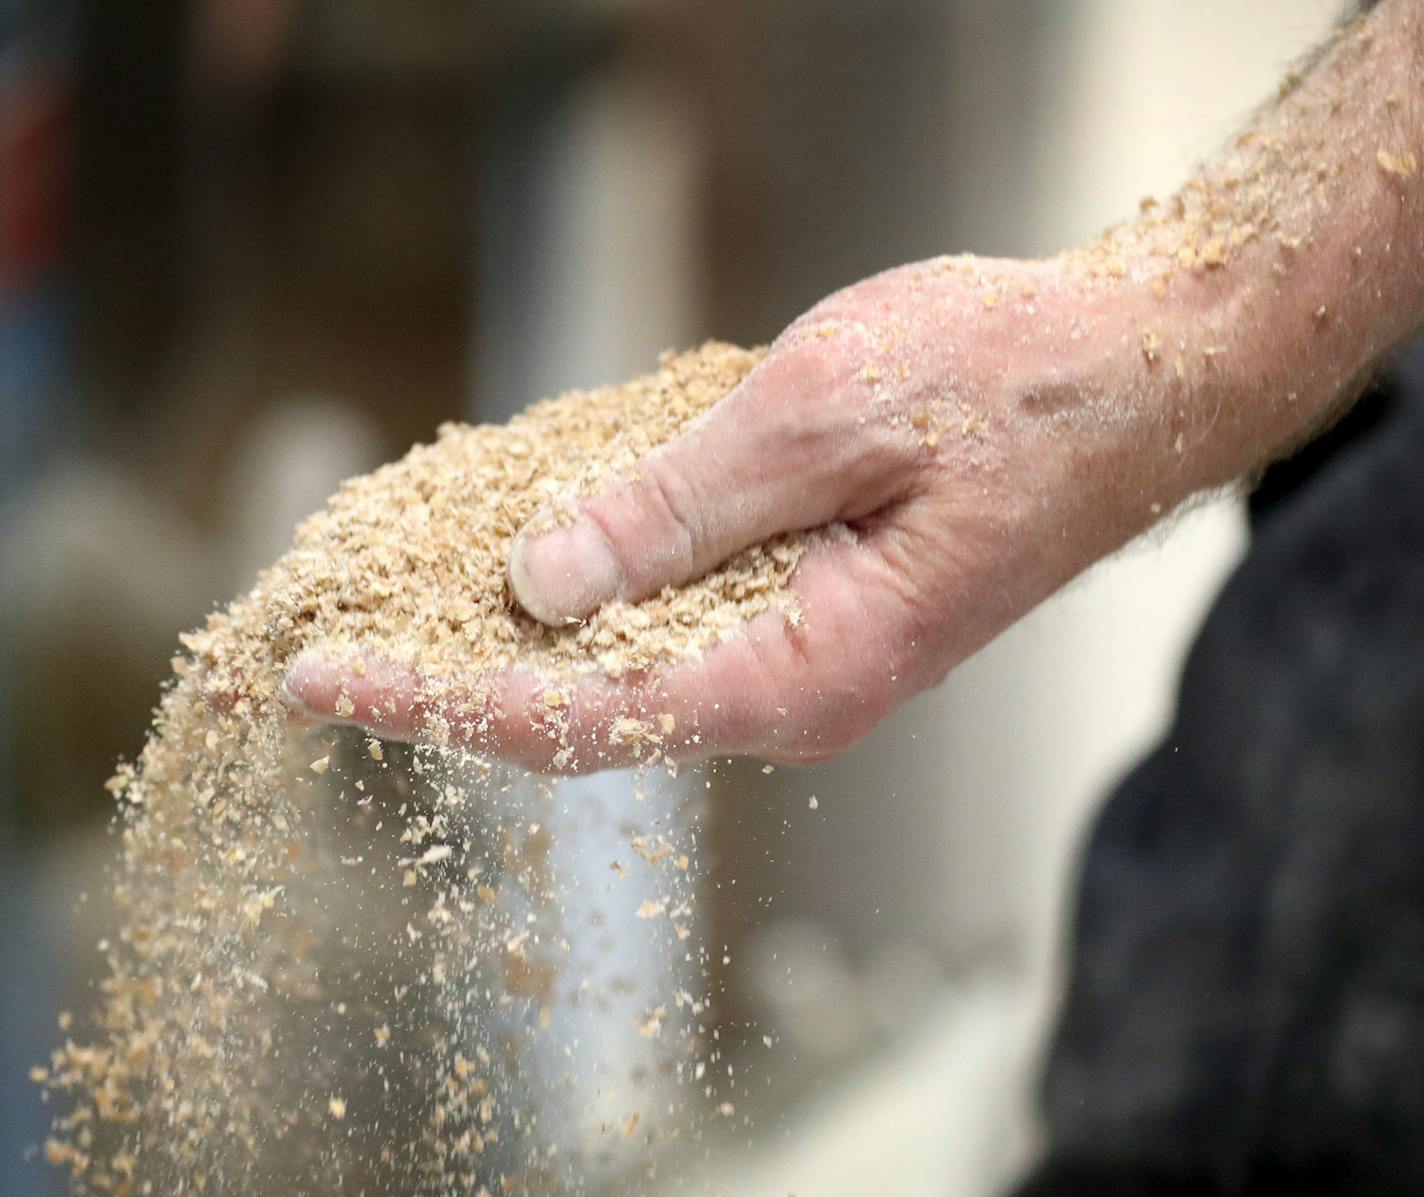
[743, 345, 863, 461]
[639, 455, 703, 575]
[756, 334, 930, 505]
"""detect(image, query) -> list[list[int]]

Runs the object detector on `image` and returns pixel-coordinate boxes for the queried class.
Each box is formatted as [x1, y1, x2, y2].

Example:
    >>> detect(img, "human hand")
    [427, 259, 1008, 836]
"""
[286, 251, 1233, 772]
[286, 0, 1424, 772]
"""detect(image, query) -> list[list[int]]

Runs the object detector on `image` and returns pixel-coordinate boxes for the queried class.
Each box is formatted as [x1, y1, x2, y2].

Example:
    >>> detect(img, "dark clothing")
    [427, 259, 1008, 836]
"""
[1018, 346, 1424, 1195]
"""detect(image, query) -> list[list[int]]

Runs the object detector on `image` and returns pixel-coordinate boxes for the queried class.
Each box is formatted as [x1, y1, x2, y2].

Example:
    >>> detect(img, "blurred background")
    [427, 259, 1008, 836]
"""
[0, 1, 1344, 1193]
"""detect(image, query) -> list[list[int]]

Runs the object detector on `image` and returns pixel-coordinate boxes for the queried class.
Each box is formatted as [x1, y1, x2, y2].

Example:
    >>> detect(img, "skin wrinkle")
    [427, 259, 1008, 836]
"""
[729, 616, 801, 747]
[647, 460, 701, 573]
[772, 612, 878, 755]
[572, 488, 649, 603]
[857, 529, 949, 692]
[639, 441, 721, 583]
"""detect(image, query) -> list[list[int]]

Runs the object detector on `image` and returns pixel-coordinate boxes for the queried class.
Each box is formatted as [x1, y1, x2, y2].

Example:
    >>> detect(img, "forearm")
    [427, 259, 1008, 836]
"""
[1095, 0, 1424, 500]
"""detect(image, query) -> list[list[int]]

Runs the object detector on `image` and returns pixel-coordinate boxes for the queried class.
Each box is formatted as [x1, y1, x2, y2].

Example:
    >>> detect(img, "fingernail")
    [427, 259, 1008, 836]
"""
[509, 515, 622, 626]
[280, 652, 317, 710]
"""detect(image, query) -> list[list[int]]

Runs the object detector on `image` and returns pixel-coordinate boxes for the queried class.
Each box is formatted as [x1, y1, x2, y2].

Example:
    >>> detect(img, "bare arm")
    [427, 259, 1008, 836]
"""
[1095, 0, 1424, 497]
[287, 0, 1424, 771]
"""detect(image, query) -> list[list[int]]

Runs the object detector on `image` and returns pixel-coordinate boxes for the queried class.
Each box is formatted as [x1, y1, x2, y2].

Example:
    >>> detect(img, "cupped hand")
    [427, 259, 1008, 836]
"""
[286, 253, 1215, 772]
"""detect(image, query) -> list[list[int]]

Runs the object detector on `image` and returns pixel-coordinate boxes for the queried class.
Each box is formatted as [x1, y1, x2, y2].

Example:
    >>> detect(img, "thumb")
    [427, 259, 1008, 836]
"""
[507, 351, 913, 625]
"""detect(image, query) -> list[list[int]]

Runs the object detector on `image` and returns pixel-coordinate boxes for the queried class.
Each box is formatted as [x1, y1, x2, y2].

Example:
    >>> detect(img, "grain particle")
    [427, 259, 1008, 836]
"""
[1376, 148, 1418, 177]
[37, 343, 771, 1193]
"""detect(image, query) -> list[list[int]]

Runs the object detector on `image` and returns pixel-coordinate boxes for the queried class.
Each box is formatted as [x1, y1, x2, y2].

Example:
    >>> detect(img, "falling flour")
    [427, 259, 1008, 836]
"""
[34, 343, 802, 1195]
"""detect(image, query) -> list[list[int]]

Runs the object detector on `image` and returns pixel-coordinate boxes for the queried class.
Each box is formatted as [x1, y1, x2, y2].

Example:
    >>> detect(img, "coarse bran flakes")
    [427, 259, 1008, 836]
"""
[36, 342, 789, 1195]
